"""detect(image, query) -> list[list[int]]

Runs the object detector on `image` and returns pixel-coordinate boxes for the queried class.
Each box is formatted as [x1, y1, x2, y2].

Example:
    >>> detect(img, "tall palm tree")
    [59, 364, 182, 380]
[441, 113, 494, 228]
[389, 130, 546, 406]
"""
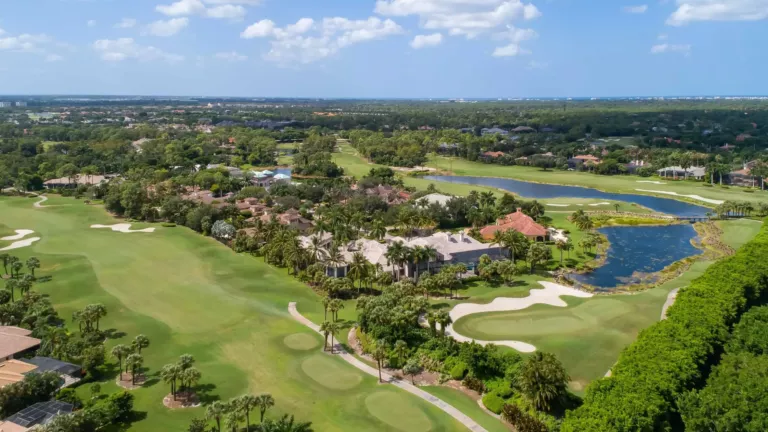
[256, 393, 275, 423]
[206, 401, 228, 432]
[519, 352, 569, 411]
[319, 321, 332, 351]
[111, 344, 131, 381]
[555, 240, 567, 265]
[125, 353, 143, 385]
[236, 394, 259, 431]
[324, 245, 346, 279]
[327, 321, 341, 354]
[25, 257, 40, 279]
[410, 246, 427, 281]
[372, 339, 389, 383]
[385, 241, 406, 280]
[224, 410, 244, 432]
[161, 363, 182, 400]
[436, 310, 452, 336]
[132, 334, 150, 354]
[370, 218, 387, 241]
[259, 415, 312, 432]
[347, 252, 368, 292]
[181, 367, 201, 395]
[393, 340, 408, 367]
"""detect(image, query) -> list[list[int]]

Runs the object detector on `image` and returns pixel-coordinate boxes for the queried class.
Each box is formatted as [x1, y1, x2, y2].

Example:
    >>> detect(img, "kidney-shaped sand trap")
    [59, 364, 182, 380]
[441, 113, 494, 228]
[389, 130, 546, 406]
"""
[1, 229, 35, 241]
[91, 224, 156, 233]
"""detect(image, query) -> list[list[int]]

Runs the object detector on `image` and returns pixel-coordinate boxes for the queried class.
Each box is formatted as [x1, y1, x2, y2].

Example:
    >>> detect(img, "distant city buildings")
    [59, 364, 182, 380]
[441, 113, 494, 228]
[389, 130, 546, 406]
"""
[0, 102, 11, 108]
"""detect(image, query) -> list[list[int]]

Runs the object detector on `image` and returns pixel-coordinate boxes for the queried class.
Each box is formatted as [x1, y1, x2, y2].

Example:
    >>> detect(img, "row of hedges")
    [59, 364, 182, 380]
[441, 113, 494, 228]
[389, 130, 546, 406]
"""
[562, 219, 768, 431]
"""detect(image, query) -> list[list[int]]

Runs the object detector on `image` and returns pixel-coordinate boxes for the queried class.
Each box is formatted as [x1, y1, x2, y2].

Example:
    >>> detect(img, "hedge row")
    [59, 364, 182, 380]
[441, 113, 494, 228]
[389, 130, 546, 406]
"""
[562, 219, 768, 431]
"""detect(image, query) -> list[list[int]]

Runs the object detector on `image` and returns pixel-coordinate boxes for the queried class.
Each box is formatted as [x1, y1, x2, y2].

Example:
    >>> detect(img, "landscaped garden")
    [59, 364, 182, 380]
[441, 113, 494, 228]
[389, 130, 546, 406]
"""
[0, 195, 474, 431]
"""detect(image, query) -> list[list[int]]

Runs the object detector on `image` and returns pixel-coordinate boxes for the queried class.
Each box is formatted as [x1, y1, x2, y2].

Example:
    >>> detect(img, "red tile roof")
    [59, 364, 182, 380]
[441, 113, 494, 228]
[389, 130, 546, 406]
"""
[483, 151, 505, 158]
[480, 209, 548, 239]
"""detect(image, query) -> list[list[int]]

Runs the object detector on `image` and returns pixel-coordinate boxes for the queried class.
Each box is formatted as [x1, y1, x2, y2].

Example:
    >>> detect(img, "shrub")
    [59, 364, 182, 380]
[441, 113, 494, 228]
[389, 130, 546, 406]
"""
[502, 403, 550, 432]
[449, 362, 468, 380]
[161, 222, 176, 227]
[702, 183, 713, 187]
[562, 219, 768, 431]
[483, 392, 505, 414]
[744, 189, 755, 193]
[462, 375, 486, 393]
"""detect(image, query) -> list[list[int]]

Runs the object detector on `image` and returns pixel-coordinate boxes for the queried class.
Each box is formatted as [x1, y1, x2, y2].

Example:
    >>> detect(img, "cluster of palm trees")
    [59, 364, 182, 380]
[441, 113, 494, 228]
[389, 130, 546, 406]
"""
[713, 200, 766, 218]
[111, 334, 152, 385]
[490, 230, 532, 262]
[72, 304, 108, 334]
[570, 210, 594, 231]
[384, 241, 439, 281]
[203, 393, 282, 432]
[1, 255, 40, 302]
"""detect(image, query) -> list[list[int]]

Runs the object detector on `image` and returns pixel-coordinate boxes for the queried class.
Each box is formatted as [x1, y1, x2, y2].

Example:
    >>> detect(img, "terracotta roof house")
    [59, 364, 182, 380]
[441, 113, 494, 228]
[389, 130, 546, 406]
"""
[736, 133, 752, 142]
[0, 359, 37, 388]
[568, 155, 602, 169]
[260, 209, 313, 233]
[0, 326, 41, 361]
[512, 126, 536, 133]
[480, 209, 549, 241]
[482, 151, 505, 159]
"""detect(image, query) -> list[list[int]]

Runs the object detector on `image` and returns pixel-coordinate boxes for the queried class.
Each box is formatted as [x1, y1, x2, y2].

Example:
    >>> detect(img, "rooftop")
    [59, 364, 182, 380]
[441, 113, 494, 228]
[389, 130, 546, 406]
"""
[0, 327, 41, 360]
[480, 209, 548, 239]
[3, 400, 74, 428]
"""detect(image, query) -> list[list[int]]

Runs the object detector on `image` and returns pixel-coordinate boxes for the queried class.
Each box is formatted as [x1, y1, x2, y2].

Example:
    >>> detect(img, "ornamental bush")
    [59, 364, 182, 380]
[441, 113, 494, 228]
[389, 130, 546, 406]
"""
[562, 219, 768, 431]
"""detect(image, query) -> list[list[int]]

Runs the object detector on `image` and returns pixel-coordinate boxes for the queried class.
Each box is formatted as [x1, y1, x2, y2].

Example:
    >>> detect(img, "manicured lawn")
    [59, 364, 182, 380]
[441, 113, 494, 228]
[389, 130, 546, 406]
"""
[716, 219, 764, 249]
[0, 196, 468, 432]
[450, 220, 761, 393]
[425, 155, 768, 206]
[421, 387, 510, 432]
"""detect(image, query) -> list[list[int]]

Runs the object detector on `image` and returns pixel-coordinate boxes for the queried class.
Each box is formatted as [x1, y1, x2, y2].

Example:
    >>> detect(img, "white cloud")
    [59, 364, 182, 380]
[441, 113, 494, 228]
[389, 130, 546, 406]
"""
[93, 38, 184, 63]
[492, 43, 529, 56]
[667, 0, 768, 25]
[376, 0, 540, 38]
[215, 51, 248, 61]
[115, 18, 138, 29]
[45, 54, 63, 62]
[623, 4, 648, 14]
[242, 16, 403, 65]
[651, 43, 691, 54]
[0, 33, 53, 54]
[145, 18, 189, 36]
[410, 33, 443, 49]
[204, 0, 261, 3]
[87, 20, 97, 28]
[491, 25, 536, 57]
[658, 33, 668, 40]
[157, 0, 247, 19]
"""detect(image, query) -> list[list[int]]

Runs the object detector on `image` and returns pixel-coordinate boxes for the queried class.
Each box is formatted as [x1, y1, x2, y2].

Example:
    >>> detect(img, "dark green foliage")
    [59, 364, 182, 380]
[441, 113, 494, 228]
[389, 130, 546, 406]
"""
[462, 375, 486, 394]
[482, 392, 505, 414]
[502, 404, 550, 432]
[56, 388, 84, 409]
[562, 220, 768, 431]
[0, 372, 62, 418]
[726, 305, 768, 355]
[449, 362, 468, 380]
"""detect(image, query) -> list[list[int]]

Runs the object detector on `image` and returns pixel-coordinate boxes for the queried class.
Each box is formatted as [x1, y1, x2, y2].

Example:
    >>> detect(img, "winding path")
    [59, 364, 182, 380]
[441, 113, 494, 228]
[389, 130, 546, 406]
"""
[660, 288, 680, 320]
[33, 195, 49, 208]
[288, 302, 488, 432]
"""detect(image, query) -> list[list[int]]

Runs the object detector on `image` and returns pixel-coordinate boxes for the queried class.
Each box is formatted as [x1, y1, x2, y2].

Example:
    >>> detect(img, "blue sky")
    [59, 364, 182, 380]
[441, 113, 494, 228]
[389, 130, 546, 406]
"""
[0, 0, 767, 98]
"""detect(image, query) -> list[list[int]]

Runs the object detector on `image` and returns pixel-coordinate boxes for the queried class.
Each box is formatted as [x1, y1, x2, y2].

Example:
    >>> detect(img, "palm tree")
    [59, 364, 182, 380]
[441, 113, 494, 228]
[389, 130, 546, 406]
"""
[372, 339, 389, 383]
[161, 363, 182, 400]
[0, 253, 10, 276]
[132, 334, 150, 354]
[424, 246, 438, 274]
[327, 321, 341, 354]
[436, 310, 452, 336]
[307, 235, 325, 263]
[328, 298, 344, 322]
[259, 414, 312, 432]
[206, 401, 228, 432]
[347, 252, 368, 292]
[555, 240, 567, 265]
[181, 367, 201, 396]
[324, 245, 345, 279]
[5, 279, 17, 302]
[125, 353, 144, 385]
[393, 340, 408, 367]
[224, 409, 244, 432]
[519, 352, 569, 411]
[385, 241, 406, 280]
[256, 393, 275, 423]
[319, 321, 332, 352]
[321, 296, 331, 321]
[111, 344, 131, 381]
[370, 218, 387, 241]
[236, 394, 259, 431]
[410, 246, 427, 281]
[25, 257, 40, 279]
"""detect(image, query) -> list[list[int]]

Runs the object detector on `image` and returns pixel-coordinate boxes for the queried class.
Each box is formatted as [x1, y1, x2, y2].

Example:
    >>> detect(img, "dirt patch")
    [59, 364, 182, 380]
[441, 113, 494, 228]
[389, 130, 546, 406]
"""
[116, 373, 145, 390]
[163, 391, 201, 409]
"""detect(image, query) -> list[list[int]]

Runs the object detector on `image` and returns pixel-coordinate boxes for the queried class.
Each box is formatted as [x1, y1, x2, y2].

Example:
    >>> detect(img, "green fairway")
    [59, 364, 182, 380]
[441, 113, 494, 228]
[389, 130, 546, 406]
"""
[421, 387, 510, 432]
[425, 155, 768, 206]
[716, 219, 764, 249]
[451, 220, 762, 393]
[0, 196, 468, 432]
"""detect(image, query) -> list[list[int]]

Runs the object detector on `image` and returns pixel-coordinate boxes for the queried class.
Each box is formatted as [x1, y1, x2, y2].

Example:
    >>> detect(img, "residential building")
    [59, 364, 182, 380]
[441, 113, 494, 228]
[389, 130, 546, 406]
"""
[657, 166, 706, 180]
[0, 357, 82, 389]
[568, 155, 602, 169]
[727, 162, 763, 188]
[0, 326, 41, 361]
[480, 127, 509, 136]
[0, 360, 37, 389]
[0, 102, 11, 108]
[418, 193, 453, 207]
[481, 151, 505, 160]
[43, 174, 115, 189]
[480, 208, 549, 242]
[260, 209, 313, 233]
[308, 232, 505, 279]
[0, 400, 74, 431]
[511, 126, 536, 133]
[251, 170, 275, 188]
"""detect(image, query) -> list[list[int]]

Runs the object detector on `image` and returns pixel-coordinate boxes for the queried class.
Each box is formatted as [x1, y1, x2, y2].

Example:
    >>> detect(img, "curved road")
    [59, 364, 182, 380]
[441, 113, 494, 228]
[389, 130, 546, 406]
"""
[288, 302, 488, 432]
[33, 195, 49, 208]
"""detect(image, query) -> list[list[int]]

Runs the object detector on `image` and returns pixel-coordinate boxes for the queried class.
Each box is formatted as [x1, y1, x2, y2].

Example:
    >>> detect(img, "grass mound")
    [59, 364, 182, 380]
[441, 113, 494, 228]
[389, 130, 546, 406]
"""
[283, 333, 320, 351]
[365, 391, 433, 432]
[300, 354, 363, 390]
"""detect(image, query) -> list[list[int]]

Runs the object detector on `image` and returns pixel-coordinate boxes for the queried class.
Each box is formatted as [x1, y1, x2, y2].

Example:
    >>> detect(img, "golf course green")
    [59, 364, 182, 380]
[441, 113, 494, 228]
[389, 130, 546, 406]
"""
[0, 195, 470, 431]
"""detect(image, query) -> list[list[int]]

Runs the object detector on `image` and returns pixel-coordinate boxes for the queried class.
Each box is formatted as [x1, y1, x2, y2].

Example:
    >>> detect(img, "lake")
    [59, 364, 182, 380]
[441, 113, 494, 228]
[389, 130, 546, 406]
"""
[424, 175, 709, 217]
[570, 224, 702, 289]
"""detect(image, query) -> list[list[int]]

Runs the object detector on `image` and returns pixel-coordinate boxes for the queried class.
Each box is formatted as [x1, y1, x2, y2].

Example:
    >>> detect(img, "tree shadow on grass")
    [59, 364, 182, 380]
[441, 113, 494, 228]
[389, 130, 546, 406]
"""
[429, 303, 450, 310]
[102, 328, 127, 340]
[195, 383, 219, 404]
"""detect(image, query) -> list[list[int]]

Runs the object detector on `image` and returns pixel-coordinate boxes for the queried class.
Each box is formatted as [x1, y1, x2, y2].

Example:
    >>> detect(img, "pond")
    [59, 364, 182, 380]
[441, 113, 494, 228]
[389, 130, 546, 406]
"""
[424, 175, 709, 217]
[570, 224, 702, 289]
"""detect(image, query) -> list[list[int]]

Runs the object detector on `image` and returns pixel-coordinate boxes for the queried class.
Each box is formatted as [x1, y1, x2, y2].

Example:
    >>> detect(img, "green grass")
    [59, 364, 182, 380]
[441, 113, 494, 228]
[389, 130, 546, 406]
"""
[421, 387, 510, 432]
[0, 196, 468, 432]
[425, 155, 768, 206]
[450, 219, 762, 393]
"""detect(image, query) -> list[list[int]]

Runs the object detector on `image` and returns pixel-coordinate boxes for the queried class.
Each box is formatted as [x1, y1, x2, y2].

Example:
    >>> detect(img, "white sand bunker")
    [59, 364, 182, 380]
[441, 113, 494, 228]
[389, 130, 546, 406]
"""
[1, 230, 35, 241]
[588, 202, 611, 207]
[547, 204, 570, 207]
[1, 237, 41, 251]
[637, 181, 667, 185]
[635, 189, 724, 205]
[443, 282, 593, 353]
[91, 224, 156, 233]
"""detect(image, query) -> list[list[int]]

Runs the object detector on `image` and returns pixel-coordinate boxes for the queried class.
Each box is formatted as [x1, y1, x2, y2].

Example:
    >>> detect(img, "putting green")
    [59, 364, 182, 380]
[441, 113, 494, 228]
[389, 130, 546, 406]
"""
[301, 354, 363, 390]
[365, 391, 433, 432]
[283, 333, 320, 351]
